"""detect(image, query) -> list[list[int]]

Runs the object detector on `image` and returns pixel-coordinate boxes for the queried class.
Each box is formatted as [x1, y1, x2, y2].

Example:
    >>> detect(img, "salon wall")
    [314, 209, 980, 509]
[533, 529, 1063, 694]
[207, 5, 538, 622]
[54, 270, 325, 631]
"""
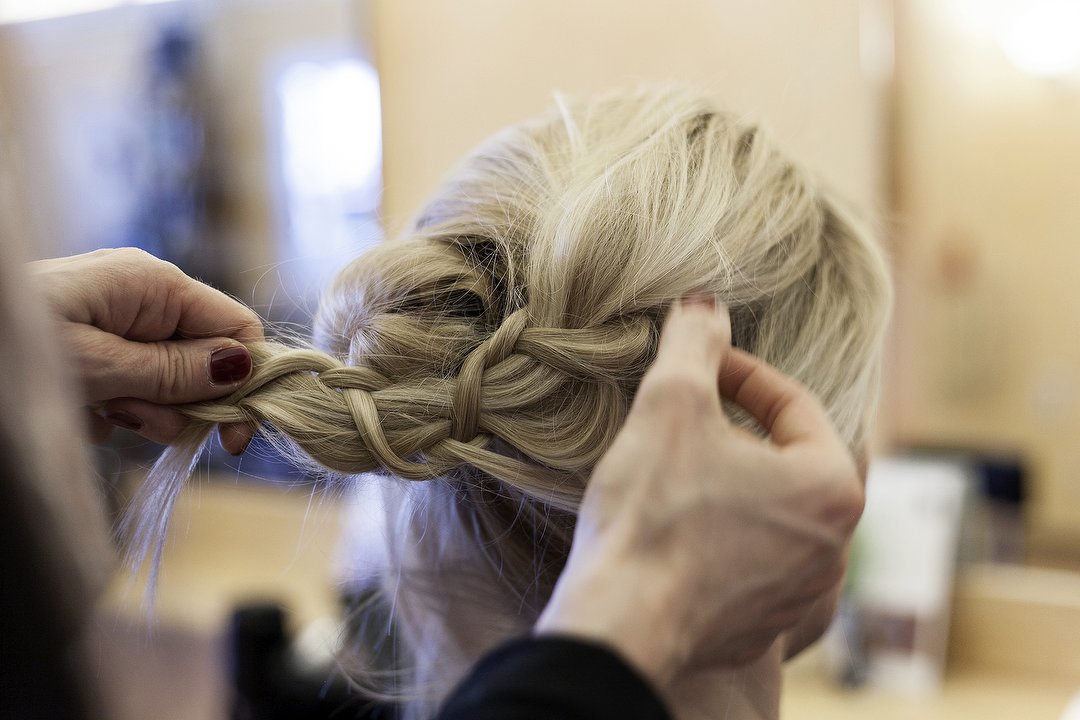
[371, 0, 892, 235]
[890, 0, 1080, 562]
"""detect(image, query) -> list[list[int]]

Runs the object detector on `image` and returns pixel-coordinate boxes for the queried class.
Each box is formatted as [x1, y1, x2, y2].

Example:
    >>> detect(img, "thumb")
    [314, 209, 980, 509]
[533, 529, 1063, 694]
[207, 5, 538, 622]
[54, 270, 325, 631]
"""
[653, 295, 732, 382]
[89, 334, 253, 404]
[622, 295, 731, 427]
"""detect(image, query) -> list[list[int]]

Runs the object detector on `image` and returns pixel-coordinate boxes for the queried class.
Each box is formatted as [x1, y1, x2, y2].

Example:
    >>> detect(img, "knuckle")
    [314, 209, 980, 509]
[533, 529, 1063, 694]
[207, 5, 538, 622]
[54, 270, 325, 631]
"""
[843, 479, 866, 520]
[156, 342, 196, 402]
[116, 246, 183, 279]
[638, 367, 716, 414]
[802, 451, 864, 530]
[829, 466, 866, 530]
[117, 246, 149, 259]
[111, 246, 154, 268]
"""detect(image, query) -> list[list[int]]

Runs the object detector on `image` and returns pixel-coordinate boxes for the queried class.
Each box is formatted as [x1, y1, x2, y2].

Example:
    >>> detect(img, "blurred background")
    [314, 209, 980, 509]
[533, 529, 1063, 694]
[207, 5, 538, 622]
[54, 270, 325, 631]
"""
[1, 0, 1078, 718]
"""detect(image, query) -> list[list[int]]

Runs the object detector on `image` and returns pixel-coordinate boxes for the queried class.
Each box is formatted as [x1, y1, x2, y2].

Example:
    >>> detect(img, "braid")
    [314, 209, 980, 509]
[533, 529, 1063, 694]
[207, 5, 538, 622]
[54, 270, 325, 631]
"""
[175, 309, 656, 511]
[452, 308, 528, 442]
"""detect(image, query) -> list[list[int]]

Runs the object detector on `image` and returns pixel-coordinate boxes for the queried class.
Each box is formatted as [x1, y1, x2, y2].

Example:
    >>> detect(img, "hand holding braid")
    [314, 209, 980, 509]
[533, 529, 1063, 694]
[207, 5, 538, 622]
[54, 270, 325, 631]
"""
[176, 308, 656, 511]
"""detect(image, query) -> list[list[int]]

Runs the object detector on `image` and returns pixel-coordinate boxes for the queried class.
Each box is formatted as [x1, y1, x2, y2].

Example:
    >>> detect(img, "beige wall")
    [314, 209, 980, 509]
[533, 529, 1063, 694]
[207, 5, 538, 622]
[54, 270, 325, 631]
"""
[372, 0, 890, 234]
[891, 0, 1080, 560]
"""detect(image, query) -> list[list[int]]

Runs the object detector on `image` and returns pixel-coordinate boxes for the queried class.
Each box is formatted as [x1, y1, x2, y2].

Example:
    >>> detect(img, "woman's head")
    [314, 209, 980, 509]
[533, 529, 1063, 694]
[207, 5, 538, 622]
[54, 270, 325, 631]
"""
[314, 86, 889, 468]
[134, 85, 890, 714]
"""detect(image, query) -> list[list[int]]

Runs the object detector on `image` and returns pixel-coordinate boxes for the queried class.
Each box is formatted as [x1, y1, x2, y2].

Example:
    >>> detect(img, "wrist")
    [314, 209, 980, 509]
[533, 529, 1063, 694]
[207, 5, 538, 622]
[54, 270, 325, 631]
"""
[535, 551, 687, 690]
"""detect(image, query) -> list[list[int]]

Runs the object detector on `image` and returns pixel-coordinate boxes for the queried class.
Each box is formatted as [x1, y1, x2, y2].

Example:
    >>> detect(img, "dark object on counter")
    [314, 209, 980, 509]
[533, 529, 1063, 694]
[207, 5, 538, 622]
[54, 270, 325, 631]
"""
[229, 603, 395, 720]
[905, 447, 1027, 564]
[967, 454, 1027, 563]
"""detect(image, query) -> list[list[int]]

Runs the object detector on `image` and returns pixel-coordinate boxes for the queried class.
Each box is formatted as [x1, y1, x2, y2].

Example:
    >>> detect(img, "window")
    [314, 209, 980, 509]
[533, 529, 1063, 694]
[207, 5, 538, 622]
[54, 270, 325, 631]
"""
[275, 56, 383, 293]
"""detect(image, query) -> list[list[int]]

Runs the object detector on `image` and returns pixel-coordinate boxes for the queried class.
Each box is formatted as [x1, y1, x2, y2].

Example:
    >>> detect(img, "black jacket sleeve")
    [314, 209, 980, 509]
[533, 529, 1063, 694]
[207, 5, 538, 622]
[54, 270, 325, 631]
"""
[434, 636, 672, 720]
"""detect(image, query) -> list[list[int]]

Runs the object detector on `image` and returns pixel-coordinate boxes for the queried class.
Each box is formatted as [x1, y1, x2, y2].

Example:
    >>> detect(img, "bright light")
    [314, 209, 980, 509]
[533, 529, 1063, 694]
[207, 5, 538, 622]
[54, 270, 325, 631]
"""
[0, 0, 174, 25]
[999, 0, 1080, 77]
[277, 57, 383, 271]
[936, 0, 1011, 41]
[280, 60, 382, 199]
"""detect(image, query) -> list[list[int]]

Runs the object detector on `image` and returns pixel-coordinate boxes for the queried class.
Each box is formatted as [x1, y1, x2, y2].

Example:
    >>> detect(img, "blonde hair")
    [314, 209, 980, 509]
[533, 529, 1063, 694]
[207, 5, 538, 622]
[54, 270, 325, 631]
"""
[127, 86, 891, 716]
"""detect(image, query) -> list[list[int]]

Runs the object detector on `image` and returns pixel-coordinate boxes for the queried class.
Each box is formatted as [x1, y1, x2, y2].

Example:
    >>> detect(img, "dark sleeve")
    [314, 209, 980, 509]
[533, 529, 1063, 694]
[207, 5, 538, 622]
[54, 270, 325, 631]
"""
[434, 636, 672, 720]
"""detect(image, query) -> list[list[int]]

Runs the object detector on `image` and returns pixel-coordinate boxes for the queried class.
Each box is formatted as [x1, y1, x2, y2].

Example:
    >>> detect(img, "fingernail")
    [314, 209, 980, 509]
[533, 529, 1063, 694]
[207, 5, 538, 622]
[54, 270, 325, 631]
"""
[229, 437, 252, 457]
[209, 346, 252, 385]
[680, 293, 717, 310]
[104, 410, 143, 431]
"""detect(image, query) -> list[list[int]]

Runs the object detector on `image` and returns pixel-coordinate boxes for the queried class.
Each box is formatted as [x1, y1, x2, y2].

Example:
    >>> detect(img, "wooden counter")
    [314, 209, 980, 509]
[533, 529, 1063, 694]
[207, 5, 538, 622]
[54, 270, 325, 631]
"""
[783, 664, 1077, 720]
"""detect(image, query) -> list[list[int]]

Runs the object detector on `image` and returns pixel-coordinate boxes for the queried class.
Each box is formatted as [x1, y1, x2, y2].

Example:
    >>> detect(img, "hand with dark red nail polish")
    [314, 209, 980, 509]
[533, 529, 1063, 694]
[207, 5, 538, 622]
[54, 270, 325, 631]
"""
[210, 346, 253, 386]
[31, 248, 263, 451]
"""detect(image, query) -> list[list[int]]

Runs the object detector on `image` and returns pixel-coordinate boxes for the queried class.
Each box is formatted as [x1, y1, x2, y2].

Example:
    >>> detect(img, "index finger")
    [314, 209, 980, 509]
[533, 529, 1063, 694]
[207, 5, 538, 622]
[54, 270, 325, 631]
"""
[174, 279, 264, 344]
[718, 348, 838, 447]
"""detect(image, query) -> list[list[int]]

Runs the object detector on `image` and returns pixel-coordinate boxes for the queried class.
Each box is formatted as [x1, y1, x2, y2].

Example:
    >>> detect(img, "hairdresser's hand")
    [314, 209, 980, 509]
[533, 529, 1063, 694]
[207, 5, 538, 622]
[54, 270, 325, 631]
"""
[536, 298, 863, 690]
[31, 247, 263, 452]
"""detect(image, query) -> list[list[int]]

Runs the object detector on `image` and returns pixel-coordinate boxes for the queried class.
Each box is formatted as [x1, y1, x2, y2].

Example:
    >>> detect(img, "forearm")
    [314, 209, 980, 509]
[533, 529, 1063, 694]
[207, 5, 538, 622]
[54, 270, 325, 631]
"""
[534, 542, 688, 692]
